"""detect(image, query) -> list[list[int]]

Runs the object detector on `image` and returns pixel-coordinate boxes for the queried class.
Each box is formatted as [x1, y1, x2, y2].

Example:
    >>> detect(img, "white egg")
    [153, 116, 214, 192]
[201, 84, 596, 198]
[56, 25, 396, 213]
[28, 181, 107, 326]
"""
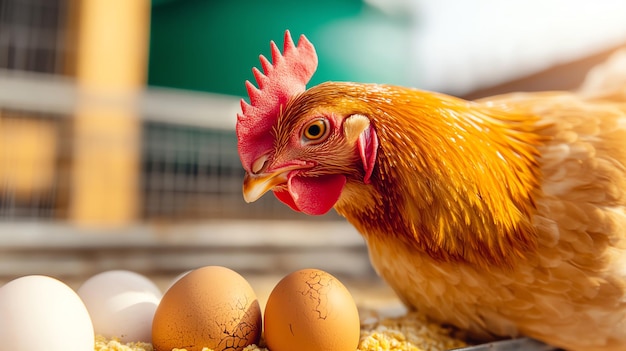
[0, 275, 94, 351]
[77, 270, 162, 342]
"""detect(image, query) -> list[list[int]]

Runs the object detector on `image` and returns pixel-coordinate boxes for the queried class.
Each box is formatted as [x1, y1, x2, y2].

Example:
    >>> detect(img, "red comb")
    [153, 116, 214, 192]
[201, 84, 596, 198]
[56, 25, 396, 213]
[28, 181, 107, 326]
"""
[237, 30, 318, 172]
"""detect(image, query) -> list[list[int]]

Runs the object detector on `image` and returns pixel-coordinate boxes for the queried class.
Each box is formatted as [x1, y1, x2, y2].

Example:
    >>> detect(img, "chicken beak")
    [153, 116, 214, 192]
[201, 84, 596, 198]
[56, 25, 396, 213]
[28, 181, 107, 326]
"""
[242, 170, 289, 203]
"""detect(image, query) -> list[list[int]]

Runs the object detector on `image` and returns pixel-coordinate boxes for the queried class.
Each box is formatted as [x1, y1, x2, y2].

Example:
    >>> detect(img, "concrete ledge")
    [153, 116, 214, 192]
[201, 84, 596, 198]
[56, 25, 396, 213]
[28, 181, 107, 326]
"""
[0, 220, 375, 280]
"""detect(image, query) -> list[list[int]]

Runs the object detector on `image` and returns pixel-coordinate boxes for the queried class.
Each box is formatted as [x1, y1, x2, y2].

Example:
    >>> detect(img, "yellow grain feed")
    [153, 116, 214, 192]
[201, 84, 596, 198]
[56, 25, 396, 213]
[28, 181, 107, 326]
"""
[94, 311, 467, 351]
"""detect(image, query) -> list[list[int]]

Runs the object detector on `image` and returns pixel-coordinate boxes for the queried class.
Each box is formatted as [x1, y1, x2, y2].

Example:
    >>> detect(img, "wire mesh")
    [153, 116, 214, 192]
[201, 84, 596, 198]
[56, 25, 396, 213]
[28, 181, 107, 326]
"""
[0, 0, 73, 75]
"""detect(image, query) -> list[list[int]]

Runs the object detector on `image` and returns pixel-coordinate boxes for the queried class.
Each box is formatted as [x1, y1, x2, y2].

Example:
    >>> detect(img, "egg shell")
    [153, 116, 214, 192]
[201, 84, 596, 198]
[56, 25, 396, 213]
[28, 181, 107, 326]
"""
[264, 268, 360, 351]
[152, 266, 262, 351]
[77, 270, 162, 343]
[0, 275, 94, 351]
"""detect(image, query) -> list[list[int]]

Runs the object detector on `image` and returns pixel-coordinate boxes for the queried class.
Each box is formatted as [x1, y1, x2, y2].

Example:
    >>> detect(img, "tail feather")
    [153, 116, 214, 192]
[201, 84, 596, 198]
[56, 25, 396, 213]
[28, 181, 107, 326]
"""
[578, 47, 626, 101]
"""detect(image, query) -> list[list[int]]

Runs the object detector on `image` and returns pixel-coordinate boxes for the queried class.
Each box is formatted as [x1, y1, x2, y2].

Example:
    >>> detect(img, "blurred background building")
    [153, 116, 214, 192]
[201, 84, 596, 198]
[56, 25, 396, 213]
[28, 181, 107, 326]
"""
[1, 0, 625, 284]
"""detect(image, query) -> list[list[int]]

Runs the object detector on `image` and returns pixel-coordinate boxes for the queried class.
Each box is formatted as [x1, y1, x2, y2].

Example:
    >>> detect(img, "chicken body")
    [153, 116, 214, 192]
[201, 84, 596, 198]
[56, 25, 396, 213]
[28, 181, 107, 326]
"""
[242, 81, 626, 350]
[343, 91, 626, 351]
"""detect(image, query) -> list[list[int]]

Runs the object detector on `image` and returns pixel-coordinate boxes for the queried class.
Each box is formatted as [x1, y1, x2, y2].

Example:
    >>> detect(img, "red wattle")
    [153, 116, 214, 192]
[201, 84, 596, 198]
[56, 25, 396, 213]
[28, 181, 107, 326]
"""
[274, 188, 300, 212]
[273, 174, 346, 215]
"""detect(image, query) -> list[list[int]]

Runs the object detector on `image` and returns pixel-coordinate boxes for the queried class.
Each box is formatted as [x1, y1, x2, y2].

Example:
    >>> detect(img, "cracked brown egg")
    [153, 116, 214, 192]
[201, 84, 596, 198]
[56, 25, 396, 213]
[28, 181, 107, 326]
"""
[151, 266, 262, 351]
[264, 268, 360, 351]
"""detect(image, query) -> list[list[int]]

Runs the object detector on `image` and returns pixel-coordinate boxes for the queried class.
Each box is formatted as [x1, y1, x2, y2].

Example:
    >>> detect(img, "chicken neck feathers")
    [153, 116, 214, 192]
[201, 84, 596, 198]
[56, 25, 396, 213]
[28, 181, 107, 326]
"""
[328, 82, 543, 268]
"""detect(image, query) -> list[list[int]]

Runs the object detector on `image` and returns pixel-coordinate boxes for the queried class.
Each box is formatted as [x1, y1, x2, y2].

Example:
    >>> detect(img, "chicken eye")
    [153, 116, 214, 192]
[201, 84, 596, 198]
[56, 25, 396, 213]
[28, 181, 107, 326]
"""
[302, 119, 329, 143]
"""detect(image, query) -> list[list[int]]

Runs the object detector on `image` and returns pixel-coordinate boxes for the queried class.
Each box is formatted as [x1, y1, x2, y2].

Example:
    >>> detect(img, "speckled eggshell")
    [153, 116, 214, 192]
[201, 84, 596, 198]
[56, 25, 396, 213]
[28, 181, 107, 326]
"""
[151, 266, 261, 351]
[264, 268, 360, 351]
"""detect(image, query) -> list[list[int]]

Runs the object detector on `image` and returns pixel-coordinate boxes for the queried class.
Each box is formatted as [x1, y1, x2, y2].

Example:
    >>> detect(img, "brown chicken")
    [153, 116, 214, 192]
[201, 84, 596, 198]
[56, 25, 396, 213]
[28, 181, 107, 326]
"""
[236, 31, 626, 351]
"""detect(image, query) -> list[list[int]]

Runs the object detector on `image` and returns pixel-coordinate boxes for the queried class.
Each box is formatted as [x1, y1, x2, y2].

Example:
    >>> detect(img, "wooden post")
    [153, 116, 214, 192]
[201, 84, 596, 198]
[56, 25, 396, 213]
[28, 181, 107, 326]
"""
[70, 0, 150, 226]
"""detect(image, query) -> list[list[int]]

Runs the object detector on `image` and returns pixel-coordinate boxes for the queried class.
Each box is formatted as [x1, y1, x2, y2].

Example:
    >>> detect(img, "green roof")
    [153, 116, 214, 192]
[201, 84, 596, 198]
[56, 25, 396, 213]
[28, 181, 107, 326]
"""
[148, 0, 412, 97]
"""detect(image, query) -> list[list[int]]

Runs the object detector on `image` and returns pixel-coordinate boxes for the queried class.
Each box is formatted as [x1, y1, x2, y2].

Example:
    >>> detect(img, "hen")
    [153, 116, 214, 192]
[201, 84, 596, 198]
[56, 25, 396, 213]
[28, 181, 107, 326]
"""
[236, 31, 626, 351]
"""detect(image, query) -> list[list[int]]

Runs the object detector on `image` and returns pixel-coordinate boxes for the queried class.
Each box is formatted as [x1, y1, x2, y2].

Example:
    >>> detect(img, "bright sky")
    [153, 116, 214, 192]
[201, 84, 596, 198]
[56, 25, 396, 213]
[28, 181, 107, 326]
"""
[371, 0, 626, 94]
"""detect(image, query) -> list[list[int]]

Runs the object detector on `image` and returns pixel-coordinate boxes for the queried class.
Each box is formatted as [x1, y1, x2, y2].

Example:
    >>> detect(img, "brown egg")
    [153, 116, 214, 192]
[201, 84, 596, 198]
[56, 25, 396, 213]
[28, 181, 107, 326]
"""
[152, 266, 261, 351]
[264, 268, 360, 351]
